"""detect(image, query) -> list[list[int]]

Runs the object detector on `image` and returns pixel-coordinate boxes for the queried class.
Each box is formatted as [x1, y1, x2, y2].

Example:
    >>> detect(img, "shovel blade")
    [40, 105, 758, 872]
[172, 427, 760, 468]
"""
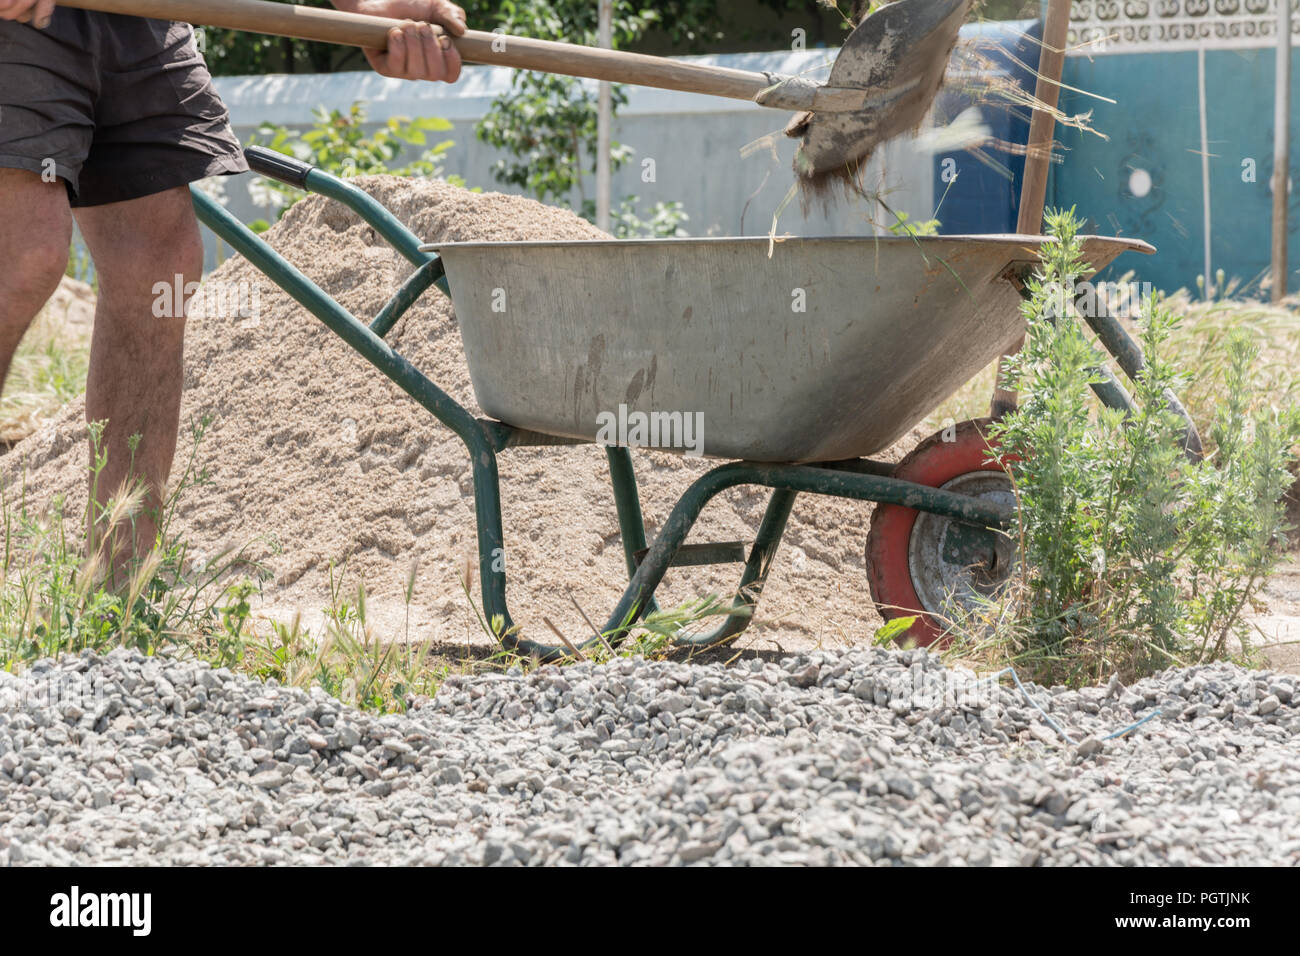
[793, 0, 972, 188]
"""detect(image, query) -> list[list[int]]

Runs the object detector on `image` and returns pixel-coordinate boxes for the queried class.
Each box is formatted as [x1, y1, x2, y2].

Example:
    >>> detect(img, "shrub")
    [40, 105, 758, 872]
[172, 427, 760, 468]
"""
[970, 209, 1300, 684]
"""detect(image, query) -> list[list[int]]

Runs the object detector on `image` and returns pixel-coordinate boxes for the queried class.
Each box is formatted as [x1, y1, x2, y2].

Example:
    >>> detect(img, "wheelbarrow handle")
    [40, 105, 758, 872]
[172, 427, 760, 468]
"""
[244, 145, 312, 190]
[59, 0, 842, 111]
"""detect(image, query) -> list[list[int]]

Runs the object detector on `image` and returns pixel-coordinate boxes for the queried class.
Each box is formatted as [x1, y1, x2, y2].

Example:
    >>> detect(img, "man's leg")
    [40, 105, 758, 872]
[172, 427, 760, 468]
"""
[74, 185, 203, 565]
[0, 169, 74, 389]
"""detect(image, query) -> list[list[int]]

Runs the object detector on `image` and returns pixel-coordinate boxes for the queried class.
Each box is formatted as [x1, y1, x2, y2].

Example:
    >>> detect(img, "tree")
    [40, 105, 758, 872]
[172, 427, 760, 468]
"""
[201, 0, 367, 74]
[200, 0, 840, 77]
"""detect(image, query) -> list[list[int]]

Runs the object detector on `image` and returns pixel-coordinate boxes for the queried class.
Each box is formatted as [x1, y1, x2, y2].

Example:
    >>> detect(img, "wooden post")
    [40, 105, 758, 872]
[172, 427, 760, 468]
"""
[989, 0, 1073, 418]
[1273, 0, 1292, 303]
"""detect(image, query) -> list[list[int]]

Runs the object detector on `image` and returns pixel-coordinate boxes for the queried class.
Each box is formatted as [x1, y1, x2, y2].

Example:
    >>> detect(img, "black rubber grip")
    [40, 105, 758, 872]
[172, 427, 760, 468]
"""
[244, 146, 314, 189]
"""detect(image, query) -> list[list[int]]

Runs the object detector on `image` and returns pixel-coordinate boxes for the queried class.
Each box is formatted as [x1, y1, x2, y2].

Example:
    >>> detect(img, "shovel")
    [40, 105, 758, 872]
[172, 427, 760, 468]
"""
[60, 0, 970, 189]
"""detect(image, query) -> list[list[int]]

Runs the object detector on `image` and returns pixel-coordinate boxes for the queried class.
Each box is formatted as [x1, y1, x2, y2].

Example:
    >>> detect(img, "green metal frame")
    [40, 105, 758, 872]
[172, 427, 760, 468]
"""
[190, 159, 1048, 660]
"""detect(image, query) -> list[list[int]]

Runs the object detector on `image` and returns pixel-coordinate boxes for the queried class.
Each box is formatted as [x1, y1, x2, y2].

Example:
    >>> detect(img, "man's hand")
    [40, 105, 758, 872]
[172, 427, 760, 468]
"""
[0, 0, 56, 29]
[333, 0, 466, 83]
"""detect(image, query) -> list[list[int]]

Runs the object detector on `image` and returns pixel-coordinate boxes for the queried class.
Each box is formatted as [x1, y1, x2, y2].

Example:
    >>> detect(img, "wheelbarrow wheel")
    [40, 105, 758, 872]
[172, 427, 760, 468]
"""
[865, 418, 1017, 647]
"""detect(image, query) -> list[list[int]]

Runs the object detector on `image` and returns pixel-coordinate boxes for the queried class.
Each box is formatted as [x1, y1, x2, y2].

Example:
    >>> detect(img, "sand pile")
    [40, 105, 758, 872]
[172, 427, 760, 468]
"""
[46, 275, 97, 330]
[1, 177, 920, 651]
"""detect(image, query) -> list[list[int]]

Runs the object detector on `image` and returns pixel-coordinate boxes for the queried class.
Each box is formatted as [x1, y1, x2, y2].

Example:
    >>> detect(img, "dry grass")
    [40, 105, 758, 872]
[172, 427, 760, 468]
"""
[925, 287, 1300, 440]
[1161, 289, 1300, 435]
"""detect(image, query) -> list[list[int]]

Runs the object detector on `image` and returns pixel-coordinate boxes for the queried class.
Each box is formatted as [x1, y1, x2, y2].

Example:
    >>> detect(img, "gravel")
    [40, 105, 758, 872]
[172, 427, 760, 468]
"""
[1, 647, 1298, 865]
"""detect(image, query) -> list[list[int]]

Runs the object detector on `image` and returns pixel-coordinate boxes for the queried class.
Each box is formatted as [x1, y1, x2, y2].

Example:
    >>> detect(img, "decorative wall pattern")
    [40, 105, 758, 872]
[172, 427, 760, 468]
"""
[1068, 0, 1299, 53]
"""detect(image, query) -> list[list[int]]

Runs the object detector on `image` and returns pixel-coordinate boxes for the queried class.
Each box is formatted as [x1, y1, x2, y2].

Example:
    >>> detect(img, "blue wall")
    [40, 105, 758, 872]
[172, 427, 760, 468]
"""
[933, 19, 1040, 234]
[938, 25, 1300, 294]
[1057, 47, 1299, 293]
[1055, 51, 1208, 290]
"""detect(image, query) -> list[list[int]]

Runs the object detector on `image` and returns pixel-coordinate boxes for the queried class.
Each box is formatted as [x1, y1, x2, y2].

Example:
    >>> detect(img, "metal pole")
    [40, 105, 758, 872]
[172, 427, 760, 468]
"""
[1199, 46, 1212, 297]
[596, 0, 612, 234]
[1273, 0, 1291, 303]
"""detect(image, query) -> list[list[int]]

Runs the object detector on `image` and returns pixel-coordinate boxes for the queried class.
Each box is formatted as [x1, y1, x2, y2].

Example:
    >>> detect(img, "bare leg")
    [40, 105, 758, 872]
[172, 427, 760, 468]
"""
[0, 169, 73, 390]
[74, 186, 204, 571]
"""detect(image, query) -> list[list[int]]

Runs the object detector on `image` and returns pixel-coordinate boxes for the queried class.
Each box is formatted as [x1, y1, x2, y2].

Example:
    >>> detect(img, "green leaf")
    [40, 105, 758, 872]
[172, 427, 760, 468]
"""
[413, 116, 453, 131]
[874, 616, 919, 646]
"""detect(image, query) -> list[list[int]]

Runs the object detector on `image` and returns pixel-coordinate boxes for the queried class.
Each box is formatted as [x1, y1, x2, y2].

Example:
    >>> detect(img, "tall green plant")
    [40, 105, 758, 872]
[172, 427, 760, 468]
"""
[984, 209, 1300, 683]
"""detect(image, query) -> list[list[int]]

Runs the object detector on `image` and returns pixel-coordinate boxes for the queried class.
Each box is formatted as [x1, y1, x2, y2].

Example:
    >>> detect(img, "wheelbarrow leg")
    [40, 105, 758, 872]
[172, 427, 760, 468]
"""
[465, 436, 514, 641]
[608, 446, 796, 649]
[469, 445, 794, 659]
[593, 462, 773, 648]
[472, 443, 686, 659]
[605, 446, 661, 617]
[465, 440, 644, 659]
[667, 487, 798, 648]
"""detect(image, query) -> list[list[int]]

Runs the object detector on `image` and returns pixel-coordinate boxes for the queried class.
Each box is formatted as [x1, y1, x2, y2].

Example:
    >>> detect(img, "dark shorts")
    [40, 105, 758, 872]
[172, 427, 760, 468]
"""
[0, 10, 248, 207]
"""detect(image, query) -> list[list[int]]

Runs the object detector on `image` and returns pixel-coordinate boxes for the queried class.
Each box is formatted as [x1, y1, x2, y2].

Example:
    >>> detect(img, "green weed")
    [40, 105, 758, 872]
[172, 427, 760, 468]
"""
[948, 209, 1300, 685]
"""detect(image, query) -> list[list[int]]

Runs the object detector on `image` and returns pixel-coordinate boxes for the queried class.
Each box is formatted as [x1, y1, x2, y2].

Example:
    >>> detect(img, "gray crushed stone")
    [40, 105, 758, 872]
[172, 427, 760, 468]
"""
[1, 647, 1298, 865]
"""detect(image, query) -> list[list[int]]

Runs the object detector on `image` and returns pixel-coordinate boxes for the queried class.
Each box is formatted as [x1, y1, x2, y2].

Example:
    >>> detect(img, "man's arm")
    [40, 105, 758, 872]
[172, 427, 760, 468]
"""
[331, 0, 466, 82]
[0, 1, 468, 83]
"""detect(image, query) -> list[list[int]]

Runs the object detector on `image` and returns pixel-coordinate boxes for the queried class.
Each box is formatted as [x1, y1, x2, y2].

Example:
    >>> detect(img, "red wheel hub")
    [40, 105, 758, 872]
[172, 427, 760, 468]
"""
[866, 419, 1014, 647]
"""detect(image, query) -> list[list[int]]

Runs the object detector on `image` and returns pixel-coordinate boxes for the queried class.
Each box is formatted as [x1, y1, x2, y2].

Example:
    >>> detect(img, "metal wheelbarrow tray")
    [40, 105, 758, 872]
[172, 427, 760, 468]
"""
[431, 235, 1147, 462]
[191, 147, 1190, 659]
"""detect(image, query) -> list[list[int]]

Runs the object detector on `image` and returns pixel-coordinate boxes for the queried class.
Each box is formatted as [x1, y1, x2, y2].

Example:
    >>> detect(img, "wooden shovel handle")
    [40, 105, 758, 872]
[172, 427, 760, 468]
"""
[60, 0, 777, 102]
[989, 0, 1073, 419]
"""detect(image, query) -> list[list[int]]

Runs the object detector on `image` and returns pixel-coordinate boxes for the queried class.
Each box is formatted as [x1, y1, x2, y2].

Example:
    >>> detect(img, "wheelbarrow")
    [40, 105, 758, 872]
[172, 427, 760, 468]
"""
[191, 146, 1201, 657]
